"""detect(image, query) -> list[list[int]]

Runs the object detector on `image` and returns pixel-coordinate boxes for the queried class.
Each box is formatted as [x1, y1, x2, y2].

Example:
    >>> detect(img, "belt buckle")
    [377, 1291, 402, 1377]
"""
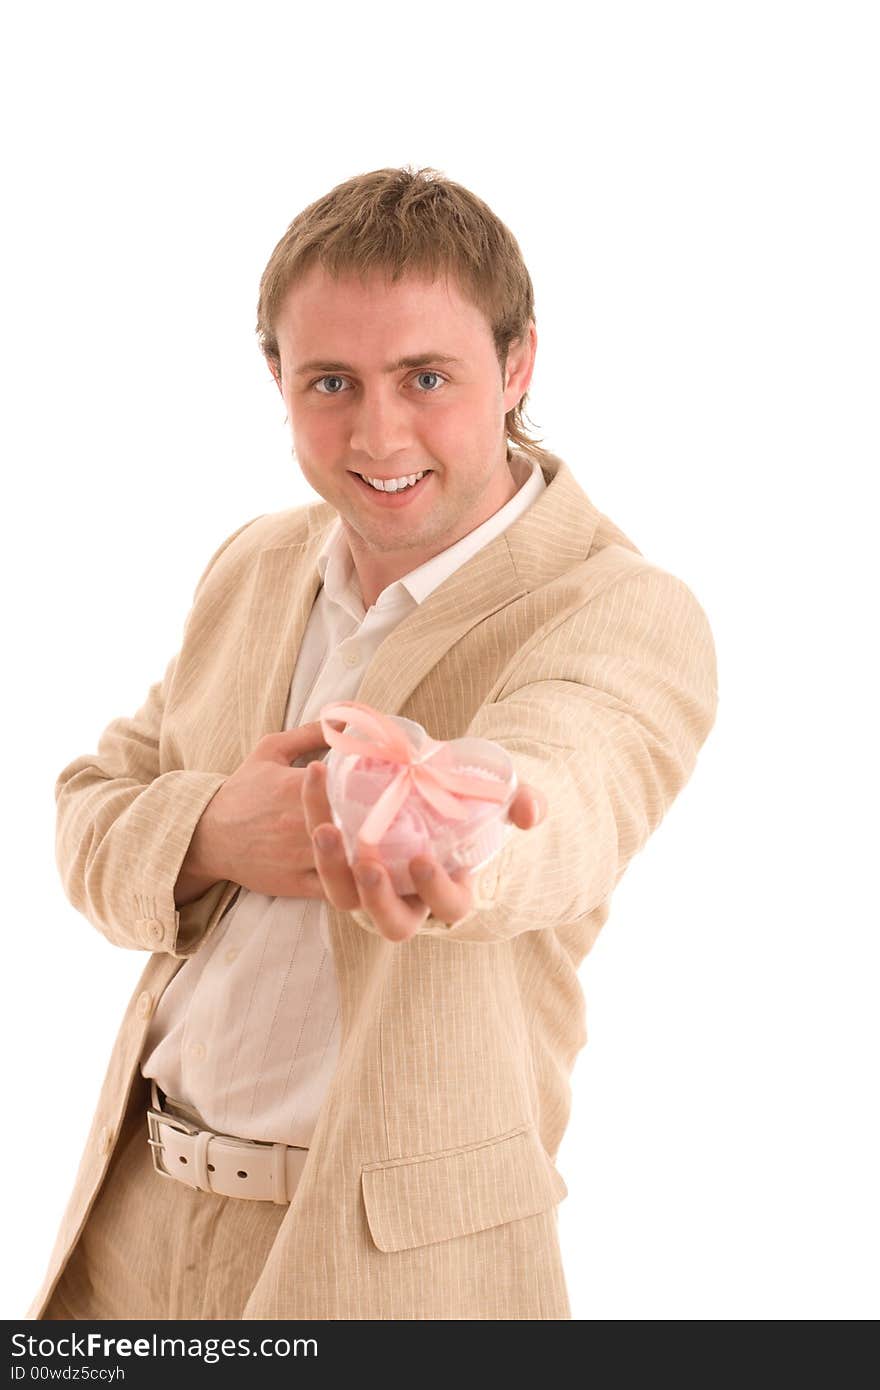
[147, 1104, 200, 1181]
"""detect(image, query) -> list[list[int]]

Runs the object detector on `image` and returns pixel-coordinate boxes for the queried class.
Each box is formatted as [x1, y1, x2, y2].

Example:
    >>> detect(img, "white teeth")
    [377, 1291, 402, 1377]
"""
[361, 470, 427, 492]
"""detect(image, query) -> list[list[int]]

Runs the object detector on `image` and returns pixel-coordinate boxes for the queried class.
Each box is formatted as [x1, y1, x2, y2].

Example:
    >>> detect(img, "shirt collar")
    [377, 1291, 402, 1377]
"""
[314, 451, 546, 620]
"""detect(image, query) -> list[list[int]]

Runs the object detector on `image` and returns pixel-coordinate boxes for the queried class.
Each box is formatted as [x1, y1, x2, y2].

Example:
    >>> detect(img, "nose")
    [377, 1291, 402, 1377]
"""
[348, 386, 413, 462]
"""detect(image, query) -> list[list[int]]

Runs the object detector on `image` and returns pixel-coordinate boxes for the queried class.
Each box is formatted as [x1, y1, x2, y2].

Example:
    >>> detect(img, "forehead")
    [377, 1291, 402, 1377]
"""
[274, 263, 491, 351]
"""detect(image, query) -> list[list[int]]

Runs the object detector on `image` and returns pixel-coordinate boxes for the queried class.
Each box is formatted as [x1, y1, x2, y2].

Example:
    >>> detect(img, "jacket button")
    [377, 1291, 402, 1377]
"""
[136, 990, 154, 1019]
[97, 1124, 113, 1156]
[144, 920, 165, 945]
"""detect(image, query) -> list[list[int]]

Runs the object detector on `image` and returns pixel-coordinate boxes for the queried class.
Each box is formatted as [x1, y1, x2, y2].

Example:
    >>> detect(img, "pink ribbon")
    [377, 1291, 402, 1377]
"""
[319, 700, 508, 847]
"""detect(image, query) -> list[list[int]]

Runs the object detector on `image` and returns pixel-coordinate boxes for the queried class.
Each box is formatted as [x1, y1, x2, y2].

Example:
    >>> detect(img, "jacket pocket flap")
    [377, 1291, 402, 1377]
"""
[361, 1123, 568, 1253]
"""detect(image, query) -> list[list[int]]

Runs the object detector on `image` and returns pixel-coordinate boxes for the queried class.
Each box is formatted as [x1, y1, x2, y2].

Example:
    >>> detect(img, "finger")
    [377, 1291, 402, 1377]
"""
[407, 855, 474, 925]
[311, 821, 364, 911]
[259, 723, 330, 765]
[301, 759, 335, 837]
[508, 784, 546, 829]
[351, 860, 425, 943]
[299, 762, 362, 908]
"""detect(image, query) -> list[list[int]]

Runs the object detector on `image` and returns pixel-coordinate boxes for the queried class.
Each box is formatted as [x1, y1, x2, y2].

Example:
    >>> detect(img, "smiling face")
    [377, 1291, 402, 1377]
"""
[269, 263, 536, 608]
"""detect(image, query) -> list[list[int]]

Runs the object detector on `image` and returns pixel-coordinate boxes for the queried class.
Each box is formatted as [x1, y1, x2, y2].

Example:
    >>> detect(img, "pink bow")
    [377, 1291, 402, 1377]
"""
[319, 700, 508, 847]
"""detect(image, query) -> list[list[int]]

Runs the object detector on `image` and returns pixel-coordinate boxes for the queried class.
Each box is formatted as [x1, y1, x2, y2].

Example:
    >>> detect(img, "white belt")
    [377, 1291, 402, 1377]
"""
[146, 1080, 309, 1204]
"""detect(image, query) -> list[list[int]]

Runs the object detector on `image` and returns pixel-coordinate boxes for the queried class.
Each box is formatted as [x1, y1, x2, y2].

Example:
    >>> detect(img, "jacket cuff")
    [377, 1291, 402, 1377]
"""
[131, 770, 233, 954]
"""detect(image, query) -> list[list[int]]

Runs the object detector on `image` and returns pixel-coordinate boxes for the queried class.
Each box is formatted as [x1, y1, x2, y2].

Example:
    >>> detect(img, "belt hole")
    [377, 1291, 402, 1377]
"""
[178, 1156, 187, 1164]
[237, 1170, 248, 1178]
[207, 1163, 215, 1172]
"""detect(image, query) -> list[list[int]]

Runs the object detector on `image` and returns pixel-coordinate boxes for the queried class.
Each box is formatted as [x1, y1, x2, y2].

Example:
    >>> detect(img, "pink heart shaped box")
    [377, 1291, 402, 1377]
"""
[318, 700, 518, 897]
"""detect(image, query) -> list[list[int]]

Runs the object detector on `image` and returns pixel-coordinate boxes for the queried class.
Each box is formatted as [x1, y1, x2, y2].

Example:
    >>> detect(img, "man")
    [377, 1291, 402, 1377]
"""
[30, 166, 718, 1321]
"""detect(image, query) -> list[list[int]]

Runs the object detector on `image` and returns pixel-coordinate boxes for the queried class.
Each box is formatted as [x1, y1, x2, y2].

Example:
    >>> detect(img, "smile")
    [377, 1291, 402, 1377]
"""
[350, 470, 433, 505]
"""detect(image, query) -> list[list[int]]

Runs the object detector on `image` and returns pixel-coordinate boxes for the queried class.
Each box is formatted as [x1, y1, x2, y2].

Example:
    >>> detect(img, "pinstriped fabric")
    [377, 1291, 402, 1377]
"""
[29, 450, 718, 1321]
[51, 512, 266, 955]
[360, 1125, 568, 1251]
[43, 1078, 290, 1320]
[137, 453, 546, 1152]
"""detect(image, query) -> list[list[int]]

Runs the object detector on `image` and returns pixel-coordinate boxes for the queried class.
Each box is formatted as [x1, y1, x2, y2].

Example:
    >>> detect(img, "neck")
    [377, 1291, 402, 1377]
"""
[349, 454, 526, 611]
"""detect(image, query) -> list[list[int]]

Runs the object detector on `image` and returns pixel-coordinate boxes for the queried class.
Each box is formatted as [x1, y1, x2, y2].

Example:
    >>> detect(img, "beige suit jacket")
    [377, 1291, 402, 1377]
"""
[28, 451, 718, 1320]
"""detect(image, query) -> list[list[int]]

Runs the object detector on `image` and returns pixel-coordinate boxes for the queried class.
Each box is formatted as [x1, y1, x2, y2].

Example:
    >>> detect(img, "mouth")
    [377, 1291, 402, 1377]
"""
[349, 470, 434, 505]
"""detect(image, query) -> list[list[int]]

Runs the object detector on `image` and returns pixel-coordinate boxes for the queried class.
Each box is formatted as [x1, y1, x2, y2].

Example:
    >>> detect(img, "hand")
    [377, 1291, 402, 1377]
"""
[301, 759, 547, 943]
[181, 724, 333, 901]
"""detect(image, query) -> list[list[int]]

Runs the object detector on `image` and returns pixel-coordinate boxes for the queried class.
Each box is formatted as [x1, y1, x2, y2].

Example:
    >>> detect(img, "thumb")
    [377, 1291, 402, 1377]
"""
[509, 783, 546, 829]
[257, 722, 331, 764]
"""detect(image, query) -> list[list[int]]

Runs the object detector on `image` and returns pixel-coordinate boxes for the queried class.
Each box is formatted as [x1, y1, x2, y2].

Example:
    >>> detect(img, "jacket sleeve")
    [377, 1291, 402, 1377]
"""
[412, 564, 719, 944]
[53, 514, 266, 955]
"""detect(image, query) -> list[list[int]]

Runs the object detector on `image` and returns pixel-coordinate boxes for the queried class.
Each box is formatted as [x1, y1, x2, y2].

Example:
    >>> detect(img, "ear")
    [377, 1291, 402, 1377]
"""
[268, 360, 283, 394]
[503, 321, 537, 410]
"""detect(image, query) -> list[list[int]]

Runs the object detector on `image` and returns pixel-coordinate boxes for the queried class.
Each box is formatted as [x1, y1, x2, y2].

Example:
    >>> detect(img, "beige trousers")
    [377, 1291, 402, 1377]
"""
[42, 1090, 292, 1320]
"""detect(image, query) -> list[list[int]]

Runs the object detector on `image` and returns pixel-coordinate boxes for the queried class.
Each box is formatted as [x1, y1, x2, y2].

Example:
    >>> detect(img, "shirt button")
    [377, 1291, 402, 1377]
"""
[97, 1124, 113, 1156]
[136, 990, 154, 1019]
[144, 919, 165, 945]
[224, 946, 239, 964]
[342, 646, 360, 667]
[190, 1042, 206, 1060]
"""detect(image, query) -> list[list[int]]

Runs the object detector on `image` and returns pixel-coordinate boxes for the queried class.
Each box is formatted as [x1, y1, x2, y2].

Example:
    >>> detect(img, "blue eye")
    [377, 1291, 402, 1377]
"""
[415, 371, 444, 391]
[312, 371, 446, 394]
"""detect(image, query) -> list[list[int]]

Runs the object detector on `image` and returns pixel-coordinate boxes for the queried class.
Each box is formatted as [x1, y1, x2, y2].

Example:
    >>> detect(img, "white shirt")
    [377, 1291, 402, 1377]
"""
[139, 452, 547, 1147]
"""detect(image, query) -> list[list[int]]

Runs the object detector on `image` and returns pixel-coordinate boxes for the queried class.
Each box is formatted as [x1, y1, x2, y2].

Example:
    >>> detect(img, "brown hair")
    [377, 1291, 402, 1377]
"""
[255, 164, 551, 466]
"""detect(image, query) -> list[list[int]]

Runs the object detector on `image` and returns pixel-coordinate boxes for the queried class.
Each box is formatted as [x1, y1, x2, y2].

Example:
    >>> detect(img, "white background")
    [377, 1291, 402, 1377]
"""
[2, 0, 877, 1321]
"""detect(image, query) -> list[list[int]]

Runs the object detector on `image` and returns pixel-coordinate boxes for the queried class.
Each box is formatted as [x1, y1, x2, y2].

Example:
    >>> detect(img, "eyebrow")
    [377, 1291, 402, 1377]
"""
[294, 352, 464, 376]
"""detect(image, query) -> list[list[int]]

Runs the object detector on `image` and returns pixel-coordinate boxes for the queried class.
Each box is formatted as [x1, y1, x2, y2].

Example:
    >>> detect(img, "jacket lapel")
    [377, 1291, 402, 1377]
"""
[237, 541, 324, 759]
[356, 537, 526, 713]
